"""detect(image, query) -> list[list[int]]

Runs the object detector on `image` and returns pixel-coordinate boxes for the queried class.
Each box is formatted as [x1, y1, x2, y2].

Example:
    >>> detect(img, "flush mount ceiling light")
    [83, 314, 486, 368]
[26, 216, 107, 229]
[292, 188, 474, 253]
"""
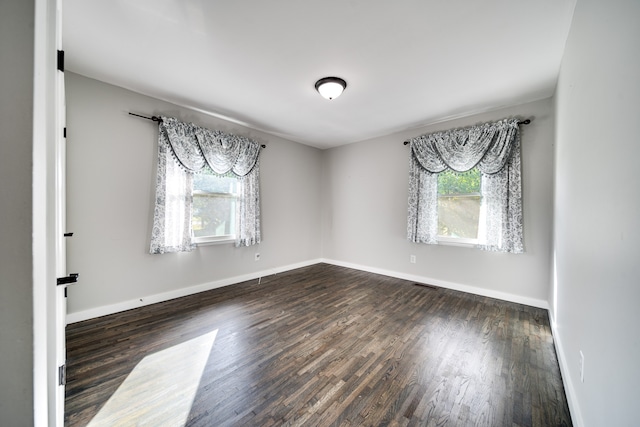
[315, 77, 347, 100]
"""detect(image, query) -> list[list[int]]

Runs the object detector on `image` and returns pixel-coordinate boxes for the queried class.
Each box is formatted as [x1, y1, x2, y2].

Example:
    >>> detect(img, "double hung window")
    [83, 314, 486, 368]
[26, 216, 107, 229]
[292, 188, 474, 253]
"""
[149, 116, 261, 254]
[406, 118, 524, 253]
[437, 168, 482, 244]
[192, 173, 239, 244]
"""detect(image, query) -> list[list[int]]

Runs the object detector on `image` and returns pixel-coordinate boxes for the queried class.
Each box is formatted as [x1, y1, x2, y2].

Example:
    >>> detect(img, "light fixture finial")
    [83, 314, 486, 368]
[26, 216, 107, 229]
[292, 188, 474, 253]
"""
[315, 77, 347, 100]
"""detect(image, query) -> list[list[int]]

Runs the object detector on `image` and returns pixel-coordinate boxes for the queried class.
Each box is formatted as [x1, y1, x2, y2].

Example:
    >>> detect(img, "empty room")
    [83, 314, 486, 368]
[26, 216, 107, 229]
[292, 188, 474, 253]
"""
[2, 0, 639, 426]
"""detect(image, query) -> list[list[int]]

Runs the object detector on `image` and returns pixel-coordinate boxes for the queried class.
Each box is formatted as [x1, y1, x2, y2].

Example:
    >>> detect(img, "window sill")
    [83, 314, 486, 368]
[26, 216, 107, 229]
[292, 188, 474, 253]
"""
[436, 236, 479, 249]
[193, 236, 235, 247]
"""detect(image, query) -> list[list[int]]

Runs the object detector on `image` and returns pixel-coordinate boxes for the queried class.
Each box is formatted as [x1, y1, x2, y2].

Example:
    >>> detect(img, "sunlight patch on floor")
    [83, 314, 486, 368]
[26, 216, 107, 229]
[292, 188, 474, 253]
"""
[87, 330, 218, 427]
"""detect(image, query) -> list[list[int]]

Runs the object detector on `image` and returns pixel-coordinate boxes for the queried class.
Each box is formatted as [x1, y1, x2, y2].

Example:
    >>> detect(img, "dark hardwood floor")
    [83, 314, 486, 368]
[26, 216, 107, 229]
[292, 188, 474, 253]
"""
[65, 263, 572, 426]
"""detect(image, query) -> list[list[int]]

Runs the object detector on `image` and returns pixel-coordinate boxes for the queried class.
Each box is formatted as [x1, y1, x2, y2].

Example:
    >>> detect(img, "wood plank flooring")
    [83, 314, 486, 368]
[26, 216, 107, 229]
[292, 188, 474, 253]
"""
[65, 263, 572, 426]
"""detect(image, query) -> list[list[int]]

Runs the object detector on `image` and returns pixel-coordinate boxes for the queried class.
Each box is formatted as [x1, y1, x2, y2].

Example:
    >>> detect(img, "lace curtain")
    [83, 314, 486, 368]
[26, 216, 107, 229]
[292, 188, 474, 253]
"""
[406, 118, 523, 253]
[150, 116, 261, 254]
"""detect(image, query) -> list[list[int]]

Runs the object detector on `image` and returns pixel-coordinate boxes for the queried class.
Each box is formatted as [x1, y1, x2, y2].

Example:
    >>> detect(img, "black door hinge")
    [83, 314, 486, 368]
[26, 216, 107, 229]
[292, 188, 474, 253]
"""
[57, 50, 64, 72]
[57, 273, 79, 286]
[58, 364, 66, 386]
[63, 127, 67, 138]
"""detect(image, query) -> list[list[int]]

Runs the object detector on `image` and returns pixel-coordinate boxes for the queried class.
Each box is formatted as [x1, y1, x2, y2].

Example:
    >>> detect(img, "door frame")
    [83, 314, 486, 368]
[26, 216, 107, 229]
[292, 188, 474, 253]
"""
[32, 0, 64, 425]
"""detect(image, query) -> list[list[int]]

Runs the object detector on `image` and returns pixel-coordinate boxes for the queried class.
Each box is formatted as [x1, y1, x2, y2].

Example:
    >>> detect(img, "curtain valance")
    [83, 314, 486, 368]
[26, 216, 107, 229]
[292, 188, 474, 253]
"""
[160, 116, 261, 176]
[406, 117, 523, 253]
[408, 118, 519, 174]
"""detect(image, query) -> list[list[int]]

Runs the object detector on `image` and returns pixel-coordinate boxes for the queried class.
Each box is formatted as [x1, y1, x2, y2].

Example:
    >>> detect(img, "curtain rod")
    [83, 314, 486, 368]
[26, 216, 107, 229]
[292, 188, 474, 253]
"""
[129, 112, 267, 148]
[129, 112, 162, 122]
[402, 119, 531, 146]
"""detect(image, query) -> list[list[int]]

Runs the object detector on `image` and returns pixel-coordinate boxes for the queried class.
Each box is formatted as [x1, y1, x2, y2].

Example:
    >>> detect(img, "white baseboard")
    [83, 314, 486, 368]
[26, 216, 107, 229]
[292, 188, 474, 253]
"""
[66, 259, 323, 324]
[67, 257, 548, 322]
[320, 258, 549, 309]
[548, 312, 583, 427]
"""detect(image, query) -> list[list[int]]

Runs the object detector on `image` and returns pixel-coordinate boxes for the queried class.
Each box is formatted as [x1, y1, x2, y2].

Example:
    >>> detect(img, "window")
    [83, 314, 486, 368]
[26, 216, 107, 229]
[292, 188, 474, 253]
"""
[406, 118, 523, 253]
[150, 115, 260, 254]
[192, 172, 239, 244]
[437, 168, 482, 244]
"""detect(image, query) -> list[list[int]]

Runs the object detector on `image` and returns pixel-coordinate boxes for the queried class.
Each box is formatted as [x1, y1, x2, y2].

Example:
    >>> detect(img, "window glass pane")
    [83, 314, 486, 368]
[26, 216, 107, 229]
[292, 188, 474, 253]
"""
[192, 194, 236, 238]
[192, 171, 238, 239]
[437, 169, 481, 239]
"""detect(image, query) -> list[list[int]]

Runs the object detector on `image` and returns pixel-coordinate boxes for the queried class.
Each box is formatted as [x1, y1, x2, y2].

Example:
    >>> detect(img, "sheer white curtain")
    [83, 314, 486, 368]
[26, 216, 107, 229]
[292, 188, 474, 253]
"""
[406, 118, 523, 253]
[150, 117, 262, 254]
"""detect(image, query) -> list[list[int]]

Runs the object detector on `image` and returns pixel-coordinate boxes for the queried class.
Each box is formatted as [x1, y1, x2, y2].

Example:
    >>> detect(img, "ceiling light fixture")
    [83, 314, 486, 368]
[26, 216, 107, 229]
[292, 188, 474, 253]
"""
[315, 77, 347, 100]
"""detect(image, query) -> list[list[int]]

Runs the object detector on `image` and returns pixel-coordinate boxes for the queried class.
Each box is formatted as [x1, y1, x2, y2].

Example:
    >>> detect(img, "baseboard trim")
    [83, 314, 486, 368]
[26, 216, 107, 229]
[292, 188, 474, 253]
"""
[320, 258, 549, 309]
[66, 258, 323, 324]
[548, 312, 583, 427]
[67, 257, 549, 322]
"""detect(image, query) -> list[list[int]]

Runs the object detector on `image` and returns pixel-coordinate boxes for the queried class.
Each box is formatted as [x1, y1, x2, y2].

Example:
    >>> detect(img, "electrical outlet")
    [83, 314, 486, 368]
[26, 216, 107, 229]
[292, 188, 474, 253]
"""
[579, 351, 584, 382]
[410, 255, 416, 264]
[255, 253, 261, 261]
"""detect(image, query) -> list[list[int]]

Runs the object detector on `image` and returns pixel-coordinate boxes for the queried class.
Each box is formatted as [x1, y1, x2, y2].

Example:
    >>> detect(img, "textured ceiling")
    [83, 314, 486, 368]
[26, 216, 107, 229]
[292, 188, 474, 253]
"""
[63, 0, 576, 149]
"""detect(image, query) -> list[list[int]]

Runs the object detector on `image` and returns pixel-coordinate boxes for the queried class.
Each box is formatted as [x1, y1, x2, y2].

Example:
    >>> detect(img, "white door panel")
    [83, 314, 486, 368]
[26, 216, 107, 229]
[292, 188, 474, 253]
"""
[55, 0, 68, 424]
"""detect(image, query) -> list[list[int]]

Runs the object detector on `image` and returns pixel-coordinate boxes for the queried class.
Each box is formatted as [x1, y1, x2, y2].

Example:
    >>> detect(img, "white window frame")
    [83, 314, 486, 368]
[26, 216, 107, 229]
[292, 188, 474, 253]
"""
[436, 235, 479, 246]
[435, 170, 485, 248]
[191, 180, 239, 245]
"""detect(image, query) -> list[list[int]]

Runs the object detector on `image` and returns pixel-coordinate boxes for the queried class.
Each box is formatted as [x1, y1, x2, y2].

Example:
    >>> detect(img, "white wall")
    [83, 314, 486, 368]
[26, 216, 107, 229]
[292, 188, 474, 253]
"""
[65, 73, 323, 318]
[66, 73, 557, 319]
[0, 0, 35, 424]
[552, 0, 640, 425]
[322, 98, 555, 307]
